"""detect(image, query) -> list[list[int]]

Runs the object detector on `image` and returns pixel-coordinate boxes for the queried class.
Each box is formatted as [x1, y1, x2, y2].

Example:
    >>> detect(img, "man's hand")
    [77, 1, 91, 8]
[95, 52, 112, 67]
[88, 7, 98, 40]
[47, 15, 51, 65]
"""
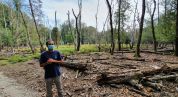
[47, 58, 57, 63]
[47, 58, 63, 63]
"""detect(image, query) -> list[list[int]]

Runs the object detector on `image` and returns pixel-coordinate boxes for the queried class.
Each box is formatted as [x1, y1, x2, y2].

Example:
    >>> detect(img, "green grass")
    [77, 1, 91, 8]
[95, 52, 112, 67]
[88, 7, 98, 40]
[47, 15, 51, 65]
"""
[56, 44, 98, 55]
[0, 44, 100, 64]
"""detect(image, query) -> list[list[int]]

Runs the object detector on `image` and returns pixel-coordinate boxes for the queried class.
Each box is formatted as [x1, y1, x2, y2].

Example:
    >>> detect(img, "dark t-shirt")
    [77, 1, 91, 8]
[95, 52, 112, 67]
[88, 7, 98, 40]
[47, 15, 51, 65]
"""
[39, 50, 62, 79]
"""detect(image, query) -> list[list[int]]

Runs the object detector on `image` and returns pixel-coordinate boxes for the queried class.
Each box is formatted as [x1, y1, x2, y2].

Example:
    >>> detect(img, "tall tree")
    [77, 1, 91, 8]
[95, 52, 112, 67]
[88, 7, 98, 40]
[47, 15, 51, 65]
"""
[151, 0, 157, 52]
[175, 0, 178, 56]
[29, 0, 45, 52]
[20, 10, 35, 54]
[95, 0, 101, 51]
[106, 0, 115, 55]
[131, 0, 138, 49]
[72, 9, 80, 51]
[135, 0, 146, 57]
[117, 0, 121, 51]
[52, 11, 59, 48]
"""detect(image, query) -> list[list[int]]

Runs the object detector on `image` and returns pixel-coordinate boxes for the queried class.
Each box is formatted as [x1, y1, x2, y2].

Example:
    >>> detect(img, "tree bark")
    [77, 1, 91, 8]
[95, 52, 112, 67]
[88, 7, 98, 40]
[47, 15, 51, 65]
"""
[135, 0, 146, 57]
[106, 0, 115, 55]
[54, 11, 59, 48]
[72, 9, 80, 51]
[67, 11, 76, 47]
[20, 10, 35, 54]
[117, 0, 121, 51]
[151, 0, 157, 52]
[176, 0, 178, 56]
[29, 0, 45, 52]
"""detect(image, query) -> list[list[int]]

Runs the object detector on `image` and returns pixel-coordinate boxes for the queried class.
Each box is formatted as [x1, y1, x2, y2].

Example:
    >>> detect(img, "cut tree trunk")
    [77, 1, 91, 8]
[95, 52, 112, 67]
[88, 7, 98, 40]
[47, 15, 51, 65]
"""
[97, 65, 178, 86]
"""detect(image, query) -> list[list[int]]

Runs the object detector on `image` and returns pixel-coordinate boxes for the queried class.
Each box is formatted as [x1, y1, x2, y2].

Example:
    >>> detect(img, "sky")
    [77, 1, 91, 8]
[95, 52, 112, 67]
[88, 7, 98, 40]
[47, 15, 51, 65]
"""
[42, 0, 111, 31]
[41, 0, 162, 31]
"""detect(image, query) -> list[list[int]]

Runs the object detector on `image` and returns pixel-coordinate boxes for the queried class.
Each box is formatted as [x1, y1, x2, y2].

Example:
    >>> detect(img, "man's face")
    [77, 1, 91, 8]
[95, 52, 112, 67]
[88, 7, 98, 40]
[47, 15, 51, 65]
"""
[47, 40, 55, 51]
[47, 40, 54, 46]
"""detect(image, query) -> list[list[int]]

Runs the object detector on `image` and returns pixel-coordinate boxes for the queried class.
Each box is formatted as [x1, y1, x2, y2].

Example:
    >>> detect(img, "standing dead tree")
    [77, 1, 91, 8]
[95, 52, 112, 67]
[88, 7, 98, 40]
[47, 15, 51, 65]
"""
[117, 0, 121, 51]
[147, 0, 157, 52]
[176, 0, 178, 56]
[29, 0, 45, 52]
[72, 0, 82, 51]
[135, 0, 146, 57]
[72, 8, 80, 51]
[20, 10, 35, 54]
[67, 11, 76, 47]
[130, 0, 138, 49]
[151, 0, 157, 52]
[95, 0, 101, 52]
[106, 0, 115, 55]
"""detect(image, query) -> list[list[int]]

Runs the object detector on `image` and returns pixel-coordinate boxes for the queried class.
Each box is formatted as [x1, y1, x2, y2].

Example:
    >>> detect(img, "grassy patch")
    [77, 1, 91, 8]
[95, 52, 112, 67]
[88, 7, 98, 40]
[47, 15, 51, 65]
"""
[0, 60, 9, 66]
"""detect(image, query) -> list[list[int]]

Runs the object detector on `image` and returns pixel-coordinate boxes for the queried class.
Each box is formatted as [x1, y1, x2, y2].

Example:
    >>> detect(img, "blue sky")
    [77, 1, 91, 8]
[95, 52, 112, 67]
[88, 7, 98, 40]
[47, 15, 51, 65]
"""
[42, 0, 110, 31]
[41, 0, 161, 31]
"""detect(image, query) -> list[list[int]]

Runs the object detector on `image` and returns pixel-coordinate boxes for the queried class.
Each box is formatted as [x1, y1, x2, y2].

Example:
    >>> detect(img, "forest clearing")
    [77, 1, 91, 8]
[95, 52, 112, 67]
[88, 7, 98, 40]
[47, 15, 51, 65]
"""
[0, 0, 178, 97]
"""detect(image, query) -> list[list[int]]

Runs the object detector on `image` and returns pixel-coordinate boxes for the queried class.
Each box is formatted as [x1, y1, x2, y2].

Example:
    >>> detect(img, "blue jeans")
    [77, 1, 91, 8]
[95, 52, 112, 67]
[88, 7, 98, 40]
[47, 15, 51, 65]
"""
[45, 76, 63, 97]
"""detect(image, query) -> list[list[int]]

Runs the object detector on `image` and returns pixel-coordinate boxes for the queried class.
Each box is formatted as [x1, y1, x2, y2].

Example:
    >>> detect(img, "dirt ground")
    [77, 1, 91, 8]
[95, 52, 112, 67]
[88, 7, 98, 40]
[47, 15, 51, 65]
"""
[0, 52, 178, 97]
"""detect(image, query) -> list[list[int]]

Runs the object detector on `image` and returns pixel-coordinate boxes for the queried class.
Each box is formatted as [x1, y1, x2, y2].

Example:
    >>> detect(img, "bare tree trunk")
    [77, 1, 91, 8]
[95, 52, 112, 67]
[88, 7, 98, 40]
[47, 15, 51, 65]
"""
[2, 4, 7, 31]
[20, 11, 35, 54]
[96, 0, 101, 52]
[72, 9, 80, 51]
[29, 0, 45, 52]
[106, 0, 115, 55]
[164, 0, 167, 17]
[175, 0, 178, 56]
[131, 0, 138, 49]
[151, 0, 157, 52]
[54, 11, 59, 48]
[117, 0, 121, 51]
[67, 11, 76, 47]
[157, 0, 160, 23]
[135, 0, 146, 57]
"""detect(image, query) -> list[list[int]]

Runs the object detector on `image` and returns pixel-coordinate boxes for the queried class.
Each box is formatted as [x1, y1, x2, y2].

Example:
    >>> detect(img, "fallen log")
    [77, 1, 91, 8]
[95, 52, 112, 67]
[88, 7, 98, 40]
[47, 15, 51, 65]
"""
[60, 62, 88, 72]
[116, 57, 145, 61]
[127, 87, 151, 97]
[145, 74, 178, 81]
[142, 81, 162, 91]
[48, 59, 88, 71]
[97, 65, 178, 87]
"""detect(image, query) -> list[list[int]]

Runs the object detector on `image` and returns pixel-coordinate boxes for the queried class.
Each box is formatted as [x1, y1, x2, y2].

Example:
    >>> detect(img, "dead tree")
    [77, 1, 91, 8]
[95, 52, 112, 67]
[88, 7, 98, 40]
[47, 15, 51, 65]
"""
[106, 0, 115, 55]
[67, 11, 76, 47]
[135, 0, 146, 57]
[157, 0, 160, 22]
[131, 0, 138, 49]
[95, 0, 101, 52]
[72, 0, 82, 51]
[176, 0, 178, 56]
[29, 0, 45, 52]
[72, 9, 80, 51]
[151, 0, 157, 52]
[20, 10, 35, 54]
[117, 0, 121, 51]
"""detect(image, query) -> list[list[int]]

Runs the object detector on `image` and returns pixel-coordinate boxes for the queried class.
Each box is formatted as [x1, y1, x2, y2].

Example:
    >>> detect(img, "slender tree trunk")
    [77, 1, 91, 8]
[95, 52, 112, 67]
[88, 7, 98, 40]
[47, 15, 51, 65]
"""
[2, 4, 7, 31]
[157, 0, 160, 23]
[67, 11, 76, 47]
[135, 0, 146, 57]
[106, 0, 115, 55]
[151, 0, 157, 52]
[72, 9, 80, 51]
[175, 0, 178, 56]
[54, 11, 59, 48]
[131, 0, 138, 49]
[29, 0, 45, 52]
[96, 0, 101, 51]
[20, 10, 35, 54]
[117, 0, 121, 51]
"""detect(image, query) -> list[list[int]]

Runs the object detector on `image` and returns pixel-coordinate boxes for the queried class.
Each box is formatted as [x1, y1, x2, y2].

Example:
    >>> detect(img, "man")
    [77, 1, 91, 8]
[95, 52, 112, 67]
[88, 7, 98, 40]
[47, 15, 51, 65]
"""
[40, 40, 63, 97]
